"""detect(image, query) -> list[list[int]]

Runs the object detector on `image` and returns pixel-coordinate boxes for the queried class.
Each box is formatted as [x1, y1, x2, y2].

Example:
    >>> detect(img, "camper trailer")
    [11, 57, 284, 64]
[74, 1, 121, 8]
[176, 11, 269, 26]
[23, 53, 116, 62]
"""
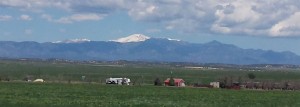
[106, 78, 130, 85]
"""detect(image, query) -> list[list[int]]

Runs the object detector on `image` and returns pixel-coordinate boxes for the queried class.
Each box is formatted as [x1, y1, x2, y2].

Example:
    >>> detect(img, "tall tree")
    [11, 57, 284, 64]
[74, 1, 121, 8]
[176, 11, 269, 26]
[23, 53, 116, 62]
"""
[169, 77, 175, 86]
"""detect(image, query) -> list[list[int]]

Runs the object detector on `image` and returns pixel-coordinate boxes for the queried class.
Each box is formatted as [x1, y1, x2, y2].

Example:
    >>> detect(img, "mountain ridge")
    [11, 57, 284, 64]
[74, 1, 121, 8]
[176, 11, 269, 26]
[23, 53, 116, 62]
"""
[0, 35, 299, 65]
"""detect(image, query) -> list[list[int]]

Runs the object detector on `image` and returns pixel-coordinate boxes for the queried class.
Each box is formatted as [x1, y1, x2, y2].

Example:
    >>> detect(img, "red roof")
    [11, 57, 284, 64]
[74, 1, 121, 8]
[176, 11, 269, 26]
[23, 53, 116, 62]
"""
[164, 78, 185, 83]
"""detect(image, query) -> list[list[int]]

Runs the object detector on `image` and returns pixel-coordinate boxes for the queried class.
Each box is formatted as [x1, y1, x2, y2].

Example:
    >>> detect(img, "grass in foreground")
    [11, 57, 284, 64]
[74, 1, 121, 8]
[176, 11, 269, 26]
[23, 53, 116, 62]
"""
[0, 82, 300, 107]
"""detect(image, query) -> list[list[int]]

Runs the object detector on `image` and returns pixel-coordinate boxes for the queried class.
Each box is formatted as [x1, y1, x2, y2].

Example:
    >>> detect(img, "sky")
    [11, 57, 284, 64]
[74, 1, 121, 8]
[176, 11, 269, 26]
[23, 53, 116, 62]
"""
[1, 0, 300, 54]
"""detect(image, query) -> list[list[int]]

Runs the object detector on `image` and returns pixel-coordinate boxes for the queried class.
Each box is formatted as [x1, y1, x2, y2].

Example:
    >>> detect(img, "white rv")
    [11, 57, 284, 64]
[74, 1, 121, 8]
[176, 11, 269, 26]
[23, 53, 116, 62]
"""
[33, 79, 45, 82]
[106, 78, 130, 85]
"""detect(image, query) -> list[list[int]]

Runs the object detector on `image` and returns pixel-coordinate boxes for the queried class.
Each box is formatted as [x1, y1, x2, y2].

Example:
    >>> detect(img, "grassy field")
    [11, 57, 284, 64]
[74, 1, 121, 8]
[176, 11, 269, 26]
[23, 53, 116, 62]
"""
[1, 60, 300, 106]
[1, 60, 300, 85]
[0, 82, 300, 107]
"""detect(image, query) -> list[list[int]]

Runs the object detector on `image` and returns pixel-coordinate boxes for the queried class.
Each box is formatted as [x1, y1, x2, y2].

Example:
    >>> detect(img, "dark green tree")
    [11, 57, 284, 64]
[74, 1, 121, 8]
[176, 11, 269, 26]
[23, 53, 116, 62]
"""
[169, 71, 175, 86]
[169, 77, 175, 86]
[154, 78, 162, 86]
[248, 73, 256, 80]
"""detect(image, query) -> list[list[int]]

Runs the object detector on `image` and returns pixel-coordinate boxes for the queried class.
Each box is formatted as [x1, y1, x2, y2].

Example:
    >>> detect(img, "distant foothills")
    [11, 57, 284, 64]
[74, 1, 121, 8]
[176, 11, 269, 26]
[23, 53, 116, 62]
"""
[1, 34, 300, 65]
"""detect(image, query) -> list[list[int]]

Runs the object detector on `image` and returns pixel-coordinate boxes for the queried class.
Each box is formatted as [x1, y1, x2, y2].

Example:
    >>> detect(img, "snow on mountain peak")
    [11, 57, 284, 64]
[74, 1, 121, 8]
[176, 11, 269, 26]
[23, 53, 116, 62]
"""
[167, 38, 181, 41]
[112, 34, 150, 43]
[53, 38, 91, 43]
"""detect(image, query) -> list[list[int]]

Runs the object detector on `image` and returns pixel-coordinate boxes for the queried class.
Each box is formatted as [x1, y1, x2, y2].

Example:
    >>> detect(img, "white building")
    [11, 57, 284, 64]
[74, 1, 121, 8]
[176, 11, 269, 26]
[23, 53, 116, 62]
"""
[106, 78, 130, 85]
[210, 82, 220, 88]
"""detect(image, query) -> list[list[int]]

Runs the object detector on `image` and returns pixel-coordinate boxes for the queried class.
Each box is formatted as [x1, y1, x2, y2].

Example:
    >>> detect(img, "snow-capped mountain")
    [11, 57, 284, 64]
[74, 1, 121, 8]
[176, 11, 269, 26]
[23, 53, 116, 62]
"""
[1, 34, 300, 64]
[112, 34, 150, 43]
[53, 38, 91, 43]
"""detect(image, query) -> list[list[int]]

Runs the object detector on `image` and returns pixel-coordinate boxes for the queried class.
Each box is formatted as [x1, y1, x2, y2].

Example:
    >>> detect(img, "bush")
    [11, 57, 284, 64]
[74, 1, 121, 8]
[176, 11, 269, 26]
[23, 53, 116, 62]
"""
[248, 73, 256, 80]
[154, 78, 162, 86]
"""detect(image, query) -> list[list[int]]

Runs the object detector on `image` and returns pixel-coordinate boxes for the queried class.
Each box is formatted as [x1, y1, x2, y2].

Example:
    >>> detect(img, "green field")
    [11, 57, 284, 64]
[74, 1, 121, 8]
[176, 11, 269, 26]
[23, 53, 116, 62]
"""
[0, 82, 300, 107]
[1, 60, 300, 84]
[1, 60, 300, 106]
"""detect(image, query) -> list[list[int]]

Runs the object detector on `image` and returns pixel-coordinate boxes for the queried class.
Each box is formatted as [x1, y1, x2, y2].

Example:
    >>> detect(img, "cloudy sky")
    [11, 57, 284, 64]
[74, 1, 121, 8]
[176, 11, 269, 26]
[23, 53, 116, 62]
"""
[1, 0, 300, 54]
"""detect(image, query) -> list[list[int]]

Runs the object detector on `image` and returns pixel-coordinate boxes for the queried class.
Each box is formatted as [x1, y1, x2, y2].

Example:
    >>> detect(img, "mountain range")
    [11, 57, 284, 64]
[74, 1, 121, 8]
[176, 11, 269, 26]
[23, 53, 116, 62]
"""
[0, 34, 300, 65]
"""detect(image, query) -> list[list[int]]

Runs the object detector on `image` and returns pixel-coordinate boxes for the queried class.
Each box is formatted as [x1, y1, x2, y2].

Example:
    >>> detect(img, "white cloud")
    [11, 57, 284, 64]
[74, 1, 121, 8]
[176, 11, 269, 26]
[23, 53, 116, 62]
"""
[212, 1, 264, 35]
[41, 13, 105, 24]
[41, 14, 53, 21]
[55, 13, 105, 24]
[69, 14, 104, 21]
[2, 0, 300, 37]
[55, 17, 72, 24]
[211, 24, 231, 34]
[20, 14, 32, 21]
[127, 0, 218, 32]
[165, 25, 174, 30]
[270, 12, 300, 37]
[126, 0, 300, 37]
[0, 0, 70, 11]
[0, 15, 12, 21]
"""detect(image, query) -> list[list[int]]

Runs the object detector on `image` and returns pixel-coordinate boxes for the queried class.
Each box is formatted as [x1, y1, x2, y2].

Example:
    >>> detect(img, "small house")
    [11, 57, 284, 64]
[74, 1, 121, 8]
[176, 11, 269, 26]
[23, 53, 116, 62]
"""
[164, 78, 185, 87]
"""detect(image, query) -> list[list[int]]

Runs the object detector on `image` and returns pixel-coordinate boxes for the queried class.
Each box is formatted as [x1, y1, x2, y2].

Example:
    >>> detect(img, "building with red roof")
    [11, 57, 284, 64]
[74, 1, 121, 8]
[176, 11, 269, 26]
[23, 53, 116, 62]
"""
[164, 78, 185, 87]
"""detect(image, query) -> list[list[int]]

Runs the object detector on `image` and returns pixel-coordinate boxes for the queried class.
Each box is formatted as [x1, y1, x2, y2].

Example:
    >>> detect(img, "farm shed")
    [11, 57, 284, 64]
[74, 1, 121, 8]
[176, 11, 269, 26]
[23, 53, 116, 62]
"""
[210, 82, 220, 88]
[164, 78, 185, 87]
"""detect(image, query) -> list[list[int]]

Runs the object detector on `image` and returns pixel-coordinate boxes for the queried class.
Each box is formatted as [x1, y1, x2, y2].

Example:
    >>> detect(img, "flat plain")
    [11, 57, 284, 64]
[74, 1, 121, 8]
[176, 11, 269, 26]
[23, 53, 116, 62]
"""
[1, 60, 300, 107]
